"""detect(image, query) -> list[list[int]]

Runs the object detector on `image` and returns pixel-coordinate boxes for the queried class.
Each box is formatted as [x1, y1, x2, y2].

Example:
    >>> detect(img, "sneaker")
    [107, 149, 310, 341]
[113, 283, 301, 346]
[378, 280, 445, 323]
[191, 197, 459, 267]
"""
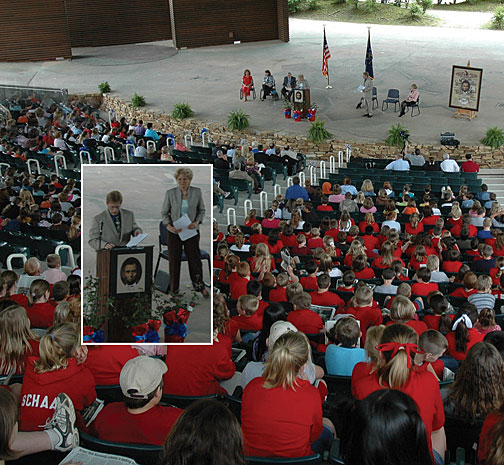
[42, 393, 79, 452]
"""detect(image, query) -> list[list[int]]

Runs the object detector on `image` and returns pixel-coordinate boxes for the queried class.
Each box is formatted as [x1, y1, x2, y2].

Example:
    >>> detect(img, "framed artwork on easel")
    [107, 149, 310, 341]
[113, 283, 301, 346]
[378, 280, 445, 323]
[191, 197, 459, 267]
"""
[449, 65, 483, 112]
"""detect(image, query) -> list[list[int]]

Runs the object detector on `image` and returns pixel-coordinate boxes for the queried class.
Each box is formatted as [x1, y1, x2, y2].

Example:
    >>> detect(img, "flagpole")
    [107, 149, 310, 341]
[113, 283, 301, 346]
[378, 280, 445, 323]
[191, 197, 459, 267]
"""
[324, 25, 332, 89]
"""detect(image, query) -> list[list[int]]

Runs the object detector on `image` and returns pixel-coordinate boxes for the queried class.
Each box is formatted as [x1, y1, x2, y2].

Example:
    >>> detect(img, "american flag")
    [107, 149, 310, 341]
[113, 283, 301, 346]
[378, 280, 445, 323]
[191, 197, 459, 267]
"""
[322, 28, 331, 79]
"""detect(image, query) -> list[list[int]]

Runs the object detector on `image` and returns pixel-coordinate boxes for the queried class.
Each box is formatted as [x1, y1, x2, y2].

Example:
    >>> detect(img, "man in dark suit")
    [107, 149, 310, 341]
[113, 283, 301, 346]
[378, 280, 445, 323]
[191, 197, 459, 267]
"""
[281, 72, 297, 101]
[88, 190, 142, 251]
[214, 150, 230, 170]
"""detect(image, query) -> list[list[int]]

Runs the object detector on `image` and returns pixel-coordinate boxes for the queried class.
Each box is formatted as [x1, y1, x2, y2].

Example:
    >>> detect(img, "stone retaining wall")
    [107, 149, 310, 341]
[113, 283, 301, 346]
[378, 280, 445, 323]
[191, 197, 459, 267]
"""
[94, 94, 504, 168]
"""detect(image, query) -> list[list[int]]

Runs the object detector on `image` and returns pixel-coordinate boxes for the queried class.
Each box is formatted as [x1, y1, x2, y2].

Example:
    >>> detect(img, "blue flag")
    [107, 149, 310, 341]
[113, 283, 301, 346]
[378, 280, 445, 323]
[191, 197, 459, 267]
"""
[365, 29, 374, 79]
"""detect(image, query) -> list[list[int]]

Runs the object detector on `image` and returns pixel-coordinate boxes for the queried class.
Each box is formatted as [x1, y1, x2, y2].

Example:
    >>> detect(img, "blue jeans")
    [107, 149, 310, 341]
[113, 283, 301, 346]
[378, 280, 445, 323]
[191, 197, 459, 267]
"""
[311, 424, 334, 455]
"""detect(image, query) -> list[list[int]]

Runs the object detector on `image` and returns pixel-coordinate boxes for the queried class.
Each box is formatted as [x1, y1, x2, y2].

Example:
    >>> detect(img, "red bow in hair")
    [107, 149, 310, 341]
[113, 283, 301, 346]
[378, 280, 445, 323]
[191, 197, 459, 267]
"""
[375, 342, 424, 368]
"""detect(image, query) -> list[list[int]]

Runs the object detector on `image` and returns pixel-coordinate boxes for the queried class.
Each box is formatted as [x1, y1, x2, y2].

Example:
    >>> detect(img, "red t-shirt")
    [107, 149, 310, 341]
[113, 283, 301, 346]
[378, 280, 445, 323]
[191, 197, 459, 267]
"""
[362, 234, 380, 251]
[249, 233, 268, 245]
[91, 402, 182, 445]
[325, 229, 339, 241]
[269, 287, 287, 303]
[232, 310, 263, 331]
[421, 216, 440, 226]
[338, 305, 382, 346]
[267, 241, 284, 255]
[281, 234, 298, 248]
[422, 314, 455, 331]
[411, 282, 439, 297]
[354, 268, 375, 279]
[299, 276, 318, 290]
[386, 320, 428, 337]
[308, 238, 324, 248]
[449, 288, 477, 298]
[478, 412, 502, 464]
[229, 275, 250, 300]
[287, 309, 324, 334]
[317, 205, 333, 211]
[84, 346, 139, 385]
[25, 302, 56, 328]
[405, 223, 425, 235]
[359, 222, 380, 234]
[461, 160, 479, 172]
[490, 267, 503, 285]
[19, 358, 96, 431]
[446, 329, 485, 361]
[352, 368, 444, 454]
[242, 377, 322, 458]
[442, 261, 463, 273]
[372, 256, 401, 270]
[245, 218, 260, 227]
[450, 224, 477, 237]
[416, 359, 445, 379]
[163, 342, 236, 396]
[291, 246, 312, 256]
[309, 291, 345, 308]
[8, 293, 29, 307]
[408, 256, 428, 271]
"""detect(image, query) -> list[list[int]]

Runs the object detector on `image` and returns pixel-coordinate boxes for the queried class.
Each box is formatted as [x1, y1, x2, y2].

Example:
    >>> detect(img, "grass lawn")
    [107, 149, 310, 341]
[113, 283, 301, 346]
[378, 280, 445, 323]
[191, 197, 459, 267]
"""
[430, 0, 501, 12]
[291, 2, 440, 26]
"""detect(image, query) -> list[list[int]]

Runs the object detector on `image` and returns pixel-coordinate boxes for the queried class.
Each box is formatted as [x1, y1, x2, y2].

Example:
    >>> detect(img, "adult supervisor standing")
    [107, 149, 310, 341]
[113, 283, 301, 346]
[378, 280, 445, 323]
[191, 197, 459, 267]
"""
[361, 72, 373, 118]
[161, 167, 209, 298]
[88, 190, 143, 251]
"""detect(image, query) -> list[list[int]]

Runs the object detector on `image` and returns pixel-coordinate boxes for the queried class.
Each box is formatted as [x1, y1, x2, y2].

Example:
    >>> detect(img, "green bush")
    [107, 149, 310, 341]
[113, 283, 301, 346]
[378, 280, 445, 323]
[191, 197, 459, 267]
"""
[288, 0, 304, 12]
[481, 126, 504, 149]
[172, 102, 194, 120]
[98, 82, 111, 94]
[306, 0, 319, 9]
[308, 118, 332, 144]
[409, 3, 424, 18]
[362, 0, 378, 12]
[131, 93, 146, 108]
[386, 124, 410, 147]
[346, 0, 359, 9]
[493, 5, 504, 29]
[418, 0, 433, 12]
[227, 110, 250, 131]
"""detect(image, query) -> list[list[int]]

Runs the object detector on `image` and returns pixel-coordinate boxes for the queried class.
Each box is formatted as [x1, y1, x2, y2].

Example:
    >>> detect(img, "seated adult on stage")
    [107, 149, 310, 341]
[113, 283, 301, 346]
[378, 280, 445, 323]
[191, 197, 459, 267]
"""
[261, 70, 277, 101]
[161, 167, 209, 298]
[281, 72, 297, 101]
[88, 190, 143, 251]
[297, 74, 310, 89]
[398, 83, 419, 117]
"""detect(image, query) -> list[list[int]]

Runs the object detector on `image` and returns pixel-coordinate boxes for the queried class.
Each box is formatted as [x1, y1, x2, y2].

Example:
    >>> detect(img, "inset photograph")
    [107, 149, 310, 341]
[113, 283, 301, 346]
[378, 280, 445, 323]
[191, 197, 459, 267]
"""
[82, 165, 212, 344]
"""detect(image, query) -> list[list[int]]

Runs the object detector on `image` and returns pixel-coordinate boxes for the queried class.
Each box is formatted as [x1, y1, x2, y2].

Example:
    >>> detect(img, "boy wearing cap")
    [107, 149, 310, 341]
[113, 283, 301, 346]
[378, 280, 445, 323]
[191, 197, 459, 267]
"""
[90, 356, 182, 445]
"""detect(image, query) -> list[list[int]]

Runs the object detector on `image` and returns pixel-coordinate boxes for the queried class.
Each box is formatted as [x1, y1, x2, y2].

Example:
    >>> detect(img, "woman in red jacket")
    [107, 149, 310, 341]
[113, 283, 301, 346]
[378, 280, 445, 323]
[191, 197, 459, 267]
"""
[18, 322, 96, 432]
[242, 331, 334, 458]
[0, 305, 39, 375]
[352, 324, 446, 463]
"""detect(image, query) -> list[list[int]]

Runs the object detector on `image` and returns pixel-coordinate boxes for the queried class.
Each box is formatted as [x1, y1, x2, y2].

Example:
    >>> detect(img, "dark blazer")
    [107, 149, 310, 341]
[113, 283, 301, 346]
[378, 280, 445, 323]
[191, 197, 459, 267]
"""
[283, 76, 297, 88]
[161, 186, 205, 229]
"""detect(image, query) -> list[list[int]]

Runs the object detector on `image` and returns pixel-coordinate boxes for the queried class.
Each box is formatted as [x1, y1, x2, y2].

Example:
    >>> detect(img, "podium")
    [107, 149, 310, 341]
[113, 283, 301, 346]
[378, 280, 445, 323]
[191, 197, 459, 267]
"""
[293, 88, 311, 117]
[96, 246, 153, 342]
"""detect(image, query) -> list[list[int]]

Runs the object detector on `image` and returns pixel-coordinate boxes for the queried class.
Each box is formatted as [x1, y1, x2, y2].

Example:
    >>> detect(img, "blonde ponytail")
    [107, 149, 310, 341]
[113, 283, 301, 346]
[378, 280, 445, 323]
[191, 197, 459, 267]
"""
[34, 322, 79, 374]
[28, 279, 50, 306]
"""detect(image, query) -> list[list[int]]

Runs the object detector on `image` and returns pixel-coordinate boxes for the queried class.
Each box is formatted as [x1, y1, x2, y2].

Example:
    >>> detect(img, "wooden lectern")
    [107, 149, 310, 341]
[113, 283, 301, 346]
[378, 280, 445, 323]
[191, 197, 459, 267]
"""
[293, 88, 311, 117]
[96, 246, 153, 342]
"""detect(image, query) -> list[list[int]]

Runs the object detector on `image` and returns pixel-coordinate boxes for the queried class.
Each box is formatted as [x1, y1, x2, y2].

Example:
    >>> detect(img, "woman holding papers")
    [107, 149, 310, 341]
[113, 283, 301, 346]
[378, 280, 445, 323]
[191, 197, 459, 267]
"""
[161, 167, 208, 298]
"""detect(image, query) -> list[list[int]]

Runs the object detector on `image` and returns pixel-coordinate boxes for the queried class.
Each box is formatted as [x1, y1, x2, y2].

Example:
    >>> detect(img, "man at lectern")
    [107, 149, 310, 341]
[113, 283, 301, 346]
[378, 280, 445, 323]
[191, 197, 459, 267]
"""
[88, 190, 143, 251]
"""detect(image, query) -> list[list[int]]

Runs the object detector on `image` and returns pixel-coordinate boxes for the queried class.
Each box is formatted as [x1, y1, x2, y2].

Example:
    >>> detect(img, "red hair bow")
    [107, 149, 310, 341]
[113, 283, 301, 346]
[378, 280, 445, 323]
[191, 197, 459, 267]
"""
[375, 342, 424, 368]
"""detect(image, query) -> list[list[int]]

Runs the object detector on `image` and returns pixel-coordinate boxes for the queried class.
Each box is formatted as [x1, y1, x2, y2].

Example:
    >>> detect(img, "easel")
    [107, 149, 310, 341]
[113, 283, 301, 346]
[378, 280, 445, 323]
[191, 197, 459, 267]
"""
[455, 60, 478, 120]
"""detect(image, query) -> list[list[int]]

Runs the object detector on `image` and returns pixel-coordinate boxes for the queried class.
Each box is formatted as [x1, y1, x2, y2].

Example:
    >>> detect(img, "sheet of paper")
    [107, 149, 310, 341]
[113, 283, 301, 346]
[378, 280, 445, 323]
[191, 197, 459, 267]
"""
[126, 233, 148, 247]
[173, 213, 198, 241]
[60, 447, 137, 465]
[357, 85, 365, 92]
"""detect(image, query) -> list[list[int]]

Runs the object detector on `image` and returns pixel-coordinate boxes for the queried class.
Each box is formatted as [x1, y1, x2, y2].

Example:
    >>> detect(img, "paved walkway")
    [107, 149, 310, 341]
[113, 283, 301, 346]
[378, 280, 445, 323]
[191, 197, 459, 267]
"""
[1, 19, 504, 145]
[427, 9, 493, 28]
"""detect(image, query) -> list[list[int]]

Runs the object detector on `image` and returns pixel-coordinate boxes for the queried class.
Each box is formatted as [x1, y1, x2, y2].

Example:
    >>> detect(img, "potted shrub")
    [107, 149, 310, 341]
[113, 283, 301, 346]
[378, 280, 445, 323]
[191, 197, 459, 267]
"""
[283, 100, 292, 118]
[308, 118, 332, 144]
[172, 102, 194, 120]
[386, 124, 410, 147]
[481, 126, 504, 150]
[227, 109, 250, 131]
[131, 93, 146, 108]
[98, 81, 111, 94]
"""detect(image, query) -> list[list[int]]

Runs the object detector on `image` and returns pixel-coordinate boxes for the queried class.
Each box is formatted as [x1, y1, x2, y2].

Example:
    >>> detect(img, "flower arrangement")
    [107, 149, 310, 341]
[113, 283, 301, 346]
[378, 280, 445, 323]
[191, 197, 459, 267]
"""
[154, 291, 198, 343]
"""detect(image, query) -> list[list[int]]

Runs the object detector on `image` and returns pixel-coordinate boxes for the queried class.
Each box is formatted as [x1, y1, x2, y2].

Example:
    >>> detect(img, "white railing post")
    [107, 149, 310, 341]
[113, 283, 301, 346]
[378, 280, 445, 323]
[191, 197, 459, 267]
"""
[26, 159, 40, 176]
[274, 184, 282, 197]
[299, 172, 306, 187]
[146, 140, 156, 152]
[329, 155, 336, 173]
[184, 134, 193, 149]
[287, 177, 293, 188]
[126, 143, 134, 163]
[309, 165, 317, 185]
[338, 150, 343, 168]
[53, 154, 67, 177]
[259, 191, 268, 217]
[346, 146, 352, 162]
[7, 253, 27, 270]
[55, 245, 75, 269]
[226, 208, 236, 226]
[80, 150, 91, 165]
[201, 132, 209, 146]
[320, 160, 326, 179]
[104, 146, 115, 164]
[243, 199, 252, 218]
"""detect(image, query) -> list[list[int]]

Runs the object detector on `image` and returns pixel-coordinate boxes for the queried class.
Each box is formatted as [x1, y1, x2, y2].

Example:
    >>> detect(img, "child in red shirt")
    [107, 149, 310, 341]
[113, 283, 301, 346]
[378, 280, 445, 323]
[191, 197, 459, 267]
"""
[316, 196, 333, 212]
[338, 285, 382, 346]
[422, 294, 454, 333]
[309, 274, 345, 308]
[244, 209, 260, 227]
[352, 255, 375, 280]
[445, 303, 484, 361]
[25, 279, 56, 328]
[408, 246, 428, 271]
[299, 260, 319, 291]
[229, 261, 251, 300]
[336, 270, 356, 293]
[489, 256, 504, 285]
[280, 225, 298, 248]
[232, 295, 263, 331]
[84, 345, 139, 386]
[269, 273, 289, 303]
[411, 268, 439, 297]
[291, 234, 311, 256]
[307, 228, 324, 249]
[249, 224, 268, 245]
[361, 225, 380, 251]
[287, 292, 324, 334]
[449, 271, 478, 298]
[213, 242, 229, 270]
[18, 323, 96, 432]
[91, 356, 182, 445]
[441, 249, 463, 273]
[0, 305, 40, 375]
[414, 329, 447, 380]
[387, 295, 428, 337]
